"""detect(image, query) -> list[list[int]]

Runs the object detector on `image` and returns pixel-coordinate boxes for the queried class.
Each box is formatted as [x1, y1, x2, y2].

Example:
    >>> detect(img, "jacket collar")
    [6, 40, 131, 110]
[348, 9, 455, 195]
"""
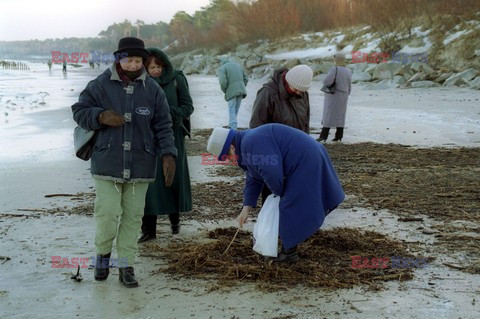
[109, 63, 147, 83]
[234, 130, 247, 171]
[276, 69, 291, 101]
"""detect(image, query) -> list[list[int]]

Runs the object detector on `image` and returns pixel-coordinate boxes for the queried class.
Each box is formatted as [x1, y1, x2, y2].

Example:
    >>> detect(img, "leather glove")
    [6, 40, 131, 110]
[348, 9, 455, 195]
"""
[162, 155, 176, 187]
[98, 110, 125, 127]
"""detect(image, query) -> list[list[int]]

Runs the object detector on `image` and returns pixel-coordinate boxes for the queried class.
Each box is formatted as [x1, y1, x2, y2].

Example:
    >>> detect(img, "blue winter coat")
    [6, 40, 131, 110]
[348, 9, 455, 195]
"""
[72, 64, 177, 183]
[234, 124, 345, 249]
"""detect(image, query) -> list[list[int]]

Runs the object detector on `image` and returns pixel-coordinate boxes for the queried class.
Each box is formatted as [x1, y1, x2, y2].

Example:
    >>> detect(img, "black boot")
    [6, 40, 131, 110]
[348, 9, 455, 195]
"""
[138, 233, 156, 243]
[119, 267, 139, 288]
[332, 127, 344, 142]
[275, 246, 299, 263]
[169, 213, 180, 235]
[317, 128, 330, 142]
[171, 224, 180, 234]
[94, 253, 111, 281]
[138, 215, 157, 243]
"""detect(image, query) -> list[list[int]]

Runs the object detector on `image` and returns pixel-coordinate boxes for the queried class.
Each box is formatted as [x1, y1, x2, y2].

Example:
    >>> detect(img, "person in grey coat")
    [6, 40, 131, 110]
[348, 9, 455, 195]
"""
[318, 53, 352, 142]
[217, 58, 248, 130]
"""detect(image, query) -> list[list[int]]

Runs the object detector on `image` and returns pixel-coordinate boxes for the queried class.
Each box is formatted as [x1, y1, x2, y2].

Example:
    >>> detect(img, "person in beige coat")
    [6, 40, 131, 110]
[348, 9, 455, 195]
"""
[318, 53, 352, 142]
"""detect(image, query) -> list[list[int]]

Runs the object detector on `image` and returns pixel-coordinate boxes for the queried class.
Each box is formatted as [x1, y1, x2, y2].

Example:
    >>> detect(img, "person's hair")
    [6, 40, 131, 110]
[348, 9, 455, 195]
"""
[144, 55, 165, 68]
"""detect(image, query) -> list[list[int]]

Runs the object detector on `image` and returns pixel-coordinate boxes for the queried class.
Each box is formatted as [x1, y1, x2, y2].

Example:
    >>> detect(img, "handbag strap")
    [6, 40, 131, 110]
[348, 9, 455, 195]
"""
[333, 66, 337, 83]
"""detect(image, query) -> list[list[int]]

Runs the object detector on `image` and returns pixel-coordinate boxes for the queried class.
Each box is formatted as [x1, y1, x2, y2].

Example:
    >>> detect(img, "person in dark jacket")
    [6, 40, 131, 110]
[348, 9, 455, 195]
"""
[139, 48, 194, 242]
[207, 124, 344, 262]
[217, 58, 248, 130]
[249, 64, 313, 203]
[71, 37, 177, 288]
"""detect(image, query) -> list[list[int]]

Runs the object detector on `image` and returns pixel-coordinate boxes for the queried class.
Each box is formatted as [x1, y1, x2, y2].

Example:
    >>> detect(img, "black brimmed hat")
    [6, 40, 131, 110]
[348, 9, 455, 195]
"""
[114, 37, 149, 61]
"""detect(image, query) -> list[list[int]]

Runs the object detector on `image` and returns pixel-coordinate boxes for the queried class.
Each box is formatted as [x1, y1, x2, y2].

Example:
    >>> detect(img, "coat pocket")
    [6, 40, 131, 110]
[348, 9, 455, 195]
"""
[93, 136, 111, 152]
[144, 141, 157, 157]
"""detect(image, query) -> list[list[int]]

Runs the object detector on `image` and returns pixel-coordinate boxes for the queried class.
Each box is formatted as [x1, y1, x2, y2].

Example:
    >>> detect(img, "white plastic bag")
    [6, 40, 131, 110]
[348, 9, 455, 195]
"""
[253, 194, 280, 257]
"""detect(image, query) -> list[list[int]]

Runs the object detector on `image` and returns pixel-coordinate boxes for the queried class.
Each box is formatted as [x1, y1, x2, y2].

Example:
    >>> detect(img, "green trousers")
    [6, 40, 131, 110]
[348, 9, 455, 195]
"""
[94, 178, 149, 267]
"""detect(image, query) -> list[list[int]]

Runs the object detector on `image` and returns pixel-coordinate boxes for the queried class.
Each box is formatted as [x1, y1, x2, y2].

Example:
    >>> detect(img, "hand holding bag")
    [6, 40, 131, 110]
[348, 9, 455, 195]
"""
[321, 66, 337, 94]
[74, 126, 96, 161]
[253, 194, 280, 257]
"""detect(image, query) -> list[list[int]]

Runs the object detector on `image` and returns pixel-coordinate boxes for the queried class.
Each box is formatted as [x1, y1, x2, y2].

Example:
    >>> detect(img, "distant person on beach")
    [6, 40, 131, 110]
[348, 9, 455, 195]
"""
[217, 57, 248, 130]
[207, 124, 344, 262]
[138, 48, 194, 243]
[62, 60, 67, 73]
[318, 53, 352, 142]
[47, 60, 52, 71]
[249, 64, 313, 203]
[71, 37, 177, 288]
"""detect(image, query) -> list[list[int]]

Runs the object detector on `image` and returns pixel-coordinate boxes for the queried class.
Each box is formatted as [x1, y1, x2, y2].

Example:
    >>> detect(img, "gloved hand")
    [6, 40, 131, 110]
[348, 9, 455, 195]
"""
[98, 110, 125, 127]
[162, 155, 176, 187]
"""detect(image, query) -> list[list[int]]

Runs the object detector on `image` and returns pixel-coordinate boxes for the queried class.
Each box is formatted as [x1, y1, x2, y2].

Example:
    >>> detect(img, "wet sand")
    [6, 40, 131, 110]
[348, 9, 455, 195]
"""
[0, 70, 479, 318]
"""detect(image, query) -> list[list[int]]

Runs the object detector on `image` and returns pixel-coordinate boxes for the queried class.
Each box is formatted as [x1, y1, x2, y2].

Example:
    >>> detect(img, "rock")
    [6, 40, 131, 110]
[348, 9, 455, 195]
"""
[411, 81, 441, 88]
[364, 64, 378, 75]
[311, 62, 335, 74]
[282, 59, 301, 70]
[444, 68, 479, 87]
[250, 64, 269, 78]
[246, 61, 269, 71]
[372, 63, 403, 80]
[410, 62, 422, 72]
[398, 64, 412, 76]
[406, 73, 427, 83]
[245, 55, 263, 69]
[392, 75, 406, 86]
[434, 72, 454, 84]
[458, 68, 479, 81]
[309, 63, 325, 76]
[236, 44, 251, 58]
[347, 63, 368, 73]
[420, 63, 434, 75]
[444, 75, 467, 87]
[469, 77, 480, 90]
[352, 71, 372, 82]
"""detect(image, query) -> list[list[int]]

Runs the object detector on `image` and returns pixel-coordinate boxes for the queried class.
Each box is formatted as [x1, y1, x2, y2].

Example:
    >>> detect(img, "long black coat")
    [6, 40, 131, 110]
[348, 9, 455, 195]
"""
[144, 48, 194, 215]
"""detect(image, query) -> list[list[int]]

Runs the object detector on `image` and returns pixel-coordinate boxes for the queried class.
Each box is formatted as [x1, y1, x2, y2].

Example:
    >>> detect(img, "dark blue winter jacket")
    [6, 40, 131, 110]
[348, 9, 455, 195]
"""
[72, 64, 177, 183]
[234, 124, 345, 249]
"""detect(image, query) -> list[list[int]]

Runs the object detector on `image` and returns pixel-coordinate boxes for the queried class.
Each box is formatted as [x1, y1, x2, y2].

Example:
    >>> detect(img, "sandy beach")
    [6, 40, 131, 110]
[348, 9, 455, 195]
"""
[0, 63, 479, 318]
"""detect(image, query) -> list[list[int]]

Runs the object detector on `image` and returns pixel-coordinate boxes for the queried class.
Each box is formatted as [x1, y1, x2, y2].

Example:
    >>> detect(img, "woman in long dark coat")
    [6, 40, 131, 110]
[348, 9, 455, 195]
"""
[139, 48, 194, 242]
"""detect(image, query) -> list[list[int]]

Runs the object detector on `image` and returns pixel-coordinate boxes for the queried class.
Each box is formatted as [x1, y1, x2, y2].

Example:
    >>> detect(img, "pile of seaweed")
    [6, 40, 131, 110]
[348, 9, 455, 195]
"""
[157, 227, 418, 290]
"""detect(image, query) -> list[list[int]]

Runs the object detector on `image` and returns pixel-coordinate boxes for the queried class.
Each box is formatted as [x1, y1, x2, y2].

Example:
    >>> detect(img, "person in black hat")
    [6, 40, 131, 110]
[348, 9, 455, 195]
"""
[72, 37, 177, 288]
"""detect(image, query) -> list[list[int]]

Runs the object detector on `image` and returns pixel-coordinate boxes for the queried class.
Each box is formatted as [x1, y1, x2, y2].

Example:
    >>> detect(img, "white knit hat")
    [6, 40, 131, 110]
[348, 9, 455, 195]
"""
[207, 128, 236, 160]
[285, 64, 313, 92]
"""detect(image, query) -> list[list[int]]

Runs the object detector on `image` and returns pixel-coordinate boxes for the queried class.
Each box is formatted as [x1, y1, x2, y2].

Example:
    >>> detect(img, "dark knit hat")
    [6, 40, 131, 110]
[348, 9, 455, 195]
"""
[114, 37, 149, 61]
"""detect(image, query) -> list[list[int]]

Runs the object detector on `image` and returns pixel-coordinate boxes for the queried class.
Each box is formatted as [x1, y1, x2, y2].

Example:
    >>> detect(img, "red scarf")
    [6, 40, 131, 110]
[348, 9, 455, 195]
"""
[115, 62, 144, 86]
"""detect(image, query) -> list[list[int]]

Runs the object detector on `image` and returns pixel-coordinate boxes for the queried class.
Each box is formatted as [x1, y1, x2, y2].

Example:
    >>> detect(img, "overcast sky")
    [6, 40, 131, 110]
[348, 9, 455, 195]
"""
[0, 0, 212, 41]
